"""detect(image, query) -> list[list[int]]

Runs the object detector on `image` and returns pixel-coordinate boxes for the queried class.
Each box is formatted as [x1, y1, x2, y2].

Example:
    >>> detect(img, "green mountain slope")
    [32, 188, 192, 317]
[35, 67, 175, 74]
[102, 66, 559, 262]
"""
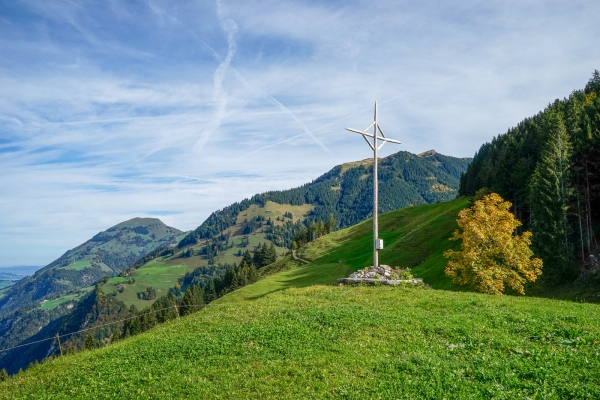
[0, 283, 129, 375]
[103, 150, 469, 311]
[3, 285, 599, 398]
[0, 218, 184, 313]
[216, 197, 469, 304]
[0, 152, 467, 374]
[0, 218, 185, 374]
[178, 150, 469, 249]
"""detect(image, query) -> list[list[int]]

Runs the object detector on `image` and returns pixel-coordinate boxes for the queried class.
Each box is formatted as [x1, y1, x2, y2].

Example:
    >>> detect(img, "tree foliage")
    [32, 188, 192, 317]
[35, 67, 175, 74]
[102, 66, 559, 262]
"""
[529, 110, 575, 282]
[444, 193, 543, 295]
[179, 151, 469, 249]
[460, 71, 600, 281]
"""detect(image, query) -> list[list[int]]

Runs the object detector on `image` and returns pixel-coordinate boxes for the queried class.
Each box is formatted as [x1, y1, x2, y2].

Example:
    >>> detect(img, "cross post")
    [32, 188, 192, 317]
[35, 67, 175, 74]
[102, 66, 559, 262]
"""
[346, 102, 401, 268]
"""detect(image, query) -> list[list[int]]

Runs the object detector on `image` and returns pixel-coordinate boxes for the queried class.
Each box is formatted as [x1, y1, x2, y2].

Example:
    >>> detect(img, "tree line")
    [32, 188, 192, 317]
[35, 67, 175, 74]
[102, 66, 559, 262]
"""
[460, 71, 600, 283]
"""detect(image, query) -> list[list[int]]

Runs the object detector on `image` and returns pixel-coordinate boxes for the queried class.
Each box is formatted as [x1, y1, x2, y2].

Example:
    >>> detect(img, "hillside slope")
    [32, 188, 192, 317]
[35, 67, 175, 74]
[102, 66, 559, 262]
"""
[0, 218, 185, 374]
[177, 150, 469, 251]
[164, 150, 469, 287]
[0, 284, 129, 374]
[216, 197, 469, 304]
[0, 218, 184, 313]
[460, 72, 600, 283]
[2, 285, 599, 398]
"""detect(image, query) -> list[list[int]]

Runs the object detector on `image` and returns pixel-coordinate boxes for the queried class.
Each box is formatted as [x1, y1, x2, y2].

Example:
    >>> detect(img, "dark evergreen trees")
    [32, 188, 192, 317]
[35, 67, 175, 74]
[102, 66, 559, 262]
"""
[530, 110, 575, 282]
[83, 334, 96, 350]
[203, 280, 217, 303]
[179, 285, 204, 316]
[460, 70, 600, 282]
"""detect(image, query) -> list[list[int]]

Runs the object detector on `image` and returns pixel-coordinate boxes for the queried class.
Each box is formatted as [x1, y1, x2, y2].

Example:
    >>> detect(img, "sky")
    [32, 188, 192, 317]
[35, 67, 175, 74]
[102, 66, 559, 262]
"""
[1, 0, 599, 267]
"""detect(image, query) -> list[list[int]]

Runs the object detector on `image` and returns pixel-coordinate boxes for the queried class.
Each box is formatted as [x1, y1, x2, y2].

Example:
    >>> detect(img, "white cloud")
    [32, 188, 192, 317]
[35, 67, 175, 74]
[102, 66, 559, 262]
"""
[1, 0, 599, 266]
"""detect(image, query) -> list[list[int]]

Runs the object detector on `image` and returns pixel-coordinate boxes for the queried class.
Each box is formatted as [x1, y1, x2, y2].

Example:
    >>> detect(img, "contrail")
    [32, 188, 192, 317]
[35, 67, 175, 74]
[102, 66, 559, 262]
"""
[193, 0, 238, 153]
[230, 68, 332, 156]
[145, 1, 461, 157]
[144, 0, 331, 157]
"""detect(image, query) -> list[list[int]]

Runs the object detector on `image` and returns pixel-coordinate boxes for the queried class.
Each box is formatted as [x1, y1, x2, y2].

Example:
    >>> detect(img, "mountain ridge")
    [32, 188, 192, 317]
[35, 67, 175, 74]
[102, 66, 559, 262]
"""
[0, 217, 184, 314]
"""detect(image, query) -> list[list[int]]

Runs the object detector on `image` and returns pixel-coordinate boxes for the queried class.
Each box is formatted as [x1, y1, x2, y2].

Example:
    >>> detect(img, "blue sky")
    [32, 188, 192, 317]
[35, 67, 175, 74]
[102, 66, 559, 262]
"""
[1, 0, 599, 267]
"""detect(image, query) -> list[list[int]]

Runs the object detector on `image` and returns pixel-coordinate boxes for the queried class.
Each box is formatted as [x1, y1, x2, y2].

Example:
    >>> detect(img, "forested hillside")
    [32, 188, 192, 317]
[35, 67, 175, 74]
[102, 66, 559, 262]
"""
[179, 150, 469, 248]
[460, 71, 600, 284]
[0, 280, 129, 374]
[0, 150, 468, 374]
[0, 218, 184, 374]
[0, 218, 183, 314]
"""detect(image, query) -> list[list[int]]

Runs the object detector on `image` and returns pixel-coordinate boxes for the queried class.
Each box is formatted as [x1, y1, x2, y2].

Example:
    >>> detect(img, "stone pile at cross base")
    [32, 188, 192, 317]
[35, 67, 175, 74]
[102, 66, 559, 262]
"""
[337, 264, 423, 285]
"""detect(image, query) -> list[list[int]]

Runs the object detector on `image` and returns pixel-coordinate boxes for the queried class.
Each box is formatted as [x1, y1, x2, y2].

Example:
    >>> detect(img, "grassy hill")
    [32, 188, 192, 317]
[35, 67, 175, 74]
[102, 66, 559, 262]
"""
[0, 218, 186, 374]
[216, 197, 468, 304]
[169, 201, 310, 269]
[99, 201, 312, 309]
[3, 198, 600, 397]
[0, 218, 185, 314]
[101, 259, 193, 309]
[3, 285, 599, 398]
[176, 150, 470, 254]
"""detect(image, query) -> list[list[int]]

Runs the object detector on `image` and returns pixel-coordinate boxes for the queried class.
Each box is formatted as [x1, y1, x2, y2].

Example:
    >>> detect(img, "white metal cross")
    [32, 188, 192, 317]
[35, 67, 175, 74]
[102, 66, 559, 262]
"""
[346, 102, 401, 269]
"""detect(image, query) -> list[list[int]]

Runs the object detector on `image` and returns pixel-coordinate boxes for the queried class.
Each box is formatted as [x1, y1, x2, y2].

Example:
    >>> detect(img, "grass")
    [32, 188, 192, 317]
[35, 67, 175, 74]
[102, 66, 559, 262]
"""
[0, 280, 14, 290]
[102, 262, 193, 309]
[236, 201, 313, 225]
[56, 259, 91, 271]
[340, 157, 373, 173]
[40, 287, 94, 310]
[160, 201, 306, 273]
[218, 197, 468, 304]
[3, 198, 600, 398]
[3, 285, 600, 399]
[214, 258, 353, 304]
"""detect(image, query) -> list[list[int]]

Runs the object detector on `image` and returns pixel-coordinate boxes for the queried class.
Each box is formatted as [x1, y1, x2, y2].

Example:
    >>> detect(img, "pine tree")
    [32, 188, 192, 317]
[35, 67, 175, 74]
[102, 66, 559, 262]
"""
[267, 242, 277, 265]
[84, 334, 96, 351]
[111, 327, 121, 343]
[0, 368, 8, 382]
[326, 213, 336, 233]
[248, 264, 258, 283]
[203, 279, 217, 303]
[529, 110, 576, 283]
[232, 271, 242, 289]
[242, 250, 252, 267]
[180, 285, 204, 316]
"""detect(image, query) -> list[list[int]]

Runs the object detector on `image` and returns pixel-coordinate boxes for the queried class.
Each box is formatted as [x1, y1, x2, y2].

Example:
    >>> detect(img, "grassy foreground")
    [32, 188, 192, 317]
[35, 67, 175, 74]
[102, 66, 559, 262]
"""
[2, 285, 599, 399]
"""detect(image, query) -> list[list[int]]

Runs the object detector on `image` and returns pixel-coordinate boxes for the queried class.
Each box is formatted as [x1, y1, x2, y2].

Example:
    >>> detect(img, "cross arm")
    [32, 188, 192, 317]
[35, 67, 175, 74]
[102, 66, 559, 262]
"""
[345, 128, 402, 144]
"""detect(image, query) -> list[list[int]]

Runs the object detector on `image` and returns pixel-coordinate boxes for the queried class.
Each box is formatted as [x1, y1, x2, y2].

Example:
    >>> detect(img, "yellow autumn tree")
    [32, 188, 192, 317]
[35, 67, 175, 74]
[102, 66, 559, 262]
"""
[443, 193, 543, 295]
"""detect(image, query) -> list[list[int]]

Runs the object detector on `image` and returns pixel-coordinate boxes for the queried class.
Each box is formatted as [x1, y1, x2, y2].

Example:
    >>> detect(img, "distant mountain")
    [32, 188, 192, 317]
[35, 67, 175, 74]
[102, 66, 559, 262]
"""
[0, 218, 184, 314]
[0, 266, 42, 280]
[0, 149, 469, 374]
[179, 149, 470, 248]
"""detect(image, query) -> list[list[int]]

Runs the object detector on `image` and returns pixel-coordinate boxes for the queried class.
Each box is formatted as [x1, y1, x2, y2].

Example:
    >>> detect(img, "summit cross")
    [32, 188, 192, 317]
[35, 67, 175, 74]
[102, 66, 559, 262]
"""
[346, 102, 401, 269]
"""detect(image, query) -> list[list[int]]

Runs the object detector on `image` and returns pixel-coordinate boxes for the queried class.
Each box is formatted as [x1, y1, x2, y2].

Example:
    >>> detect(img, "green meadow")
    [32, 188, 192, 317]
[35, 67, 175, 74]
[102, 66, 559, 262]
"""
[40, 286, 94, 310]
[4, 197, 599, 398]
[217, 197, 468, 304]
[3, 285, 599, 399]
[102, 262, 193, 309]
